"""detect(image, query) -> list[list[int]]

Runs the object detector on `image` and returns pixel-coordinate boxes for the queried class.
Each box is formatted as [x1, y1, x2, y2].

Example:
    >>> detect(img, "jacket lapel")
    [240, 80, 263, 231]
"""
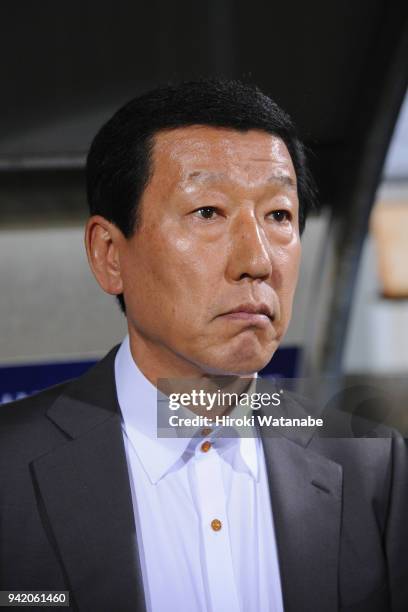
[260, 431, 342, 612]
[31, 347, 147, 612]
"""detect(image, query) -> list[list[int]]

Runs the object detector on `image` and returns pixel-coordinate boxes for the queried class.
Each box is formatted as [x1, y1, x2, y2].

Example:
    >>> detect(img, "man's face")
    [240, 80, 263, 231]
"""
[119, 126, 301, 376]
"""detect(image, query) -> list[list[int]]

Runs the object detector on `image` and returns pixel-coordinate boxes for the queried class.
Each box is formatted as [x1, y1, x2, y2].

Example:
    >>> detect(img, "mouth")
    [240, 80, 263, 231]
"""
[220, 303, 274, 325]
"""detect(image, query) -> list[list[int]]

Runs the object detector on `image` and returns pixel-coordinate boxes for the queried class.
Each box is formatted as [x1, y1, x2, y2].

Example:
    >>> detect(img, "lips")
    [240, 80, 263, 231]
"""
[222, 302, 274, 320]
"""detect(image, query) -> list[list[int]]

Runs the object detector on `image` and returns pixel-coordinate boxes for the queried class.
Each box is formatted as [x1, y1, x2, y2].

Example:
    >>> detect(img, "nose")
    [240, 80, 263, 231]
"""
[226, 209, 272, 282]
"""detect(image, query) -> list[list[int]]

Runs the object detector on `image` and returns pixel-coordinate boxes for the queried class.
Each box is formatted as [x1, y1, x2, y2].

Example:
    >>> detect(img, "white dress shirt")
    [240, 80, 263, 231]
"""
[115, 336, 284, 612]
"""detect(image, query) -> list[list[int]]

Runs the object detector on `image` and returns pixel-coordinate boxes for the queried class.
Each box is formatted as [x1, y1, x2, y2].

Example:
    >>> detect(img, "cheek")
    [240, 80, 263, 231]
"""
[125, 229, 222, 316]
[283, 235, 301, 275]
[286, 243, 301, 289]
[274, 242, 301, 312]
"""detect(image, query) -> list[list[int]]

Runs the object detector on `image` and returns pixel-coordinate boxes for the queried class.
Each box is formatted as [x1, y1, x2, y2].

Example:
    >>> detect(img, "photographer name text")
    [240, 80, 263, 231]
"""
[168, 414, 324, 428]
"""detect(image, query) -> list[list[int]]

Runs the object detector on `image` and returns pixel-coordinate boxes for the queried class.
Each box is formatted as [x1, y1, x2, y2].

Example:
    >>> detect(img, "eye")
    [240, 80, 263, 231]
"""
[269, 210, 291, 223]
[194, 206, 218, 220]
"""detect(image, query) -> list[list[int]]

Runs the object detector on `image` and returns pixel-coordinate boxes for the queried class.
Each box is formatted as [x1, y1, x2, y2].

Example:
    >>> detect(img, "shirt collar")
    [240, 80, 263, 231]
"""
[114, 335, 259, 484]
[211, 378, 260, 481]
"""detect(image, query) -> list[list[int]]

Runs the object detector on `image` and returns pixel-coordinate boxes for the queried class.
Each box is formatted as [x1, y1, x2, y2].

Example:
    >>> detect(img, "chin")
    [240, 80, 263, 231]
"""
[226, 356, 273, 376]
[231, 334, 280, 373]
[202, 343, 278, 376]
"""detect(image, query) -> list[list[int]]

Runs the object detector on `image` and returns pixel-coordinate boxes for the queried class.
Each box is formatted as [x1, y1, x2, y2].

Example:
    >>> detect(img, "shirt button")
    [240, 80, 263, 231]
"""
[211, 518, 222, 531]
[201, 441, 211, 453]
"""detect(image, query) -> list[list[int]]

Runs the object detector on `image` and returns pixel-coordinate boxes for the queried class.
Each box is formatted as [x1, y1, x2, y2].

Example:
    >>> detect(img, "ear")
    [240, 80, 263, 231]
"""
[84, 215, 124, 296]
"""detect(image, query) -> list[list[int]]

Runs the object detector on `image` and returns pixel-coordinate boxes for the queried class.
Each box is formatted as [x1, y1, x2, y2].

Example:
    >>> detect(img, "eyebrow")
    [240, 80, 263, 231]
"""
[268, 174, 297, 189]
[186, 170, 297, 189]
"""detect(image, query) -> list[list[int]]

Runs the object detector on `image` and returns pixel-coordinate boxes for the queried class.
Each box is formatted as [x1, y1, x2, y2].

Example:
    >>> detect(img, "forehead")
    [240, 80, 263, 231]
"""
[150, 125, 296, 187]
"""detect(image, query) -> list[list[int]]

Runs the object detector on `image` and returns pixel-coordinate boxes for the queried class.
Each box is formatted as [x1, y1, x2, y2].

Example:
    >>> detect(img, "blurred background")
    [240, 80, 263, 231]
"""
[1, 0, 407, 403]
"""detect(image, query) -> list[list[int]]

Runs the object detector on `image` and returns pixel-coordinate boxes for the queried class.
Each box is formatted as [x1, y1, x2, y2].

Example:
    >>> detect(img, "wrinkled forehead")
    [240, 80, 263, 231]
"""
[149, 125, 297, 191]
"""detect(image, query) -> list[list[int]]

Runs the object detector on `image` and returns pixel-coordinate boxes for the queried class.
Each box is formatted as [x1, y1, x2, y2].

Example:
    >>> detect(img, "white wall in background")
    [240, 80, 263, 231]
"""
[0, 226, 126, 364]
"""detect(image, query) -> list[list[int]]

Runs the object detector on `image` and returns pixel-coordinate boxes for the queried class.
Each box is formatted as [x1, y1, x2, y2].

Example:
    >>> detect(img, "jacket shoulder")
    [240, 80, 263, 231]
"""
[0, 381, 71, 427]
[0, 381, 74, 463]
[0, 345, 120, 461]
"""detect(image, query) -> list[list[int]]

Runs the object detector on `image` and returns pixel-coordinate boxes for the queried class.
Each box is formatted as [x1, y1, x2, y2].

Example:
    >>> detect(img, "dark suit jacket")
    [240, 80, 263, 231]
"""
[1, 346, 407, 612]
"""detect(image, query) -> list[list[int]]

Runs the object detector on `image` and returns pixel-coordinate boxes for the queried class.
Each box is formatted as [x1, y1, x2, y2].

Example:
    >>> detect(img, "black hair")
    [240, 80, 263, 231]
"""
[86, 78, 316, 313]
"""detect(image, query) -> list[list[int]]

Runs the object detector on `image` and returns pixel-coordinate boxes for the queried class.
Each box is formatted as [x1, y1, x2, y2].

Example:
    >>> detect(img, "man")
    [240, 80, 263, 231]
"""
[0, 80, 407, 612]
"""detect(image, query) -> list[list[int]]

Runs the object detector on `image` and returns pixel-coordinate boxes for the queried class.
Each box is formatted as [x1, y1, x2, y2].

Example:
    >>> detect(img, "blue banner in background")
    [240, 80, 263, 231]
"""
[260, 346, 300, 378]
[0, 359, 97, 404]
[0, 346, 300, 404]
